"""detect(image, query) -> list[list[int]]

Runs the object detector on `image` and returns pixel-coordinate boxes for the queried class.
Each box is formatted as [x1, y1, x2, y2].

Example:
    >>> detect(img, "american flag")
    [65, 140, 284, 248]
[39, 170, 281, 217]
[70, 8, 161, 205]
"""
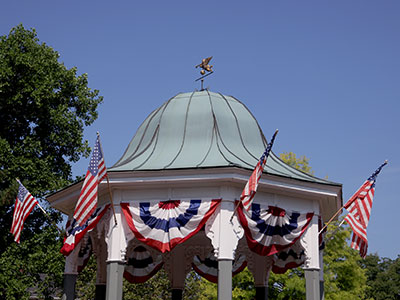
[73, 134, 107, 226]
[240, 130, 278, 211]
[10, 180, 38, 243]
[344, 161, 387, 258]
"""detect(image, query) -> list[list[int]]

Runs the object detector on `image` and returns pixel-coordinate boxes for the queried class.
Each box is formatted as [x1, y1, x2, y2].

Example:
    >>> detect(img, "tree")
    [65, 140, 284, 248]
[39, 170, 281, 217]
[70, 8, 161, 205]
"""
[322, 219, 367, 300]
[0, 226, 64, 300]
[279, 152, 314, 175]
[0, 24, 103, 251]
[0, 24, 102, 299]
[360, 254, 400, 300]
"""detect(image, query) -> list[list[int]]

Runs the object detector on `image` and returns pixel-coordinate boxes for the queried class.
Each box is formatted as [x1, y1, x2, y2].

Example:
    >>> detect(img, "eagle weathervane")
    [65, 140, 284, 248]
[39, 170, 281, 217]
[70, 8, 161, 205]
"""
[195, 56, 214, 90]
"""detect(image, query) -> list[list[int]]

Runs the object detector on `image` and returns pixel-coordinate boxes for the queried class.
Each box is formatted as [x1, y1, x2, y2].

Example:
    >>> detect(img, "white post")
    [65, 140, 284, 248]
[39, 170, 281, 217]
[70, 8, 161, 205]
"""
[319, 248, 324, 300]
[206, 186, 244, 300]
[105, 193, 132, 300]
[302, 215, 320, 300]
[62, 244, 80, 300]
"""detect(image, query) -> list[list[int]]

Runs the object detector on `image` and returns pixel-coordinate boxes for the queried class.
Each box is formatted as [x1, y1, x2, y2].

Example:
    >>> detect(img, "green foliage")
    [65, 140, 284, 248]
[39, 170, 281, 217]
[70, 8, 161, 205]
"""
[122, 269, 172, 300]
[0, 24, 102, 252]
[0, 24, 102, 299]
[232, 268, 256, 299]
[198, 278, 217, 300]
[198, 268, 255, 300]
[269, 268, 306, 299]
[123, 269, 205, 300]
[323, 219, 367, 300]
[0, 226, 64, 300]
[76, 259, 205, 300]
[360, 254, 400, 300]
[75, 255, 97, 300]
[279, 151, 314, 175]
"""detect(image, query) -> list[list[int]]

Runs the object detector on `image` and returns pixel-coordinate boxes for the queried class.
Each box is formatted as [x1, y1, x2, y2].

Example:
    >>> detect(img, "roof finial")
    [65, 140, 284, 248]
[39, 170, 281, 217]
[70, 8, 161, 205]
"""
[195, 56, 214, 90]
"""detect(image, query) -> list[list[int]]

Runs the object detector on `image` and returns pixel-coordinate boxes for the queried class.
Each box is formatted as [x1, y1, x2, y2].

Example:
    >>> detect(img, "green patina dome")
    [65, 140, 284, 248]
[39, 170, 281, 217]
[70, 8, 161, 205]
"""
[109, 90, 332, 185]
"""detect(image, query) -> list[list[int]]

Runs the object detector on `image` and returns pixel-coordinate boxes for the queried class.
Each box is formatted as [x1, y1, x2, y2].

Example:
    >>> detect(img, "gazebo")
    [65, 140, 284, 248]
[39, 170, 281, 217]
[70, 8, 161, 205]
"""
[48, 90, 342, 300]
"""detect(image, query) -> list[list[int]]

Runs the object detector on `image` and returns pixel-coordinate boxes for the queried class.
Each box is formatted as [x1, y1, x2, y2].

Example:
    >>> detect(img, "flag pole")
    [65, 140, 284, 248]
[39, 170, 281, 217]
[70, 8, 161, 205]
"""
[35, 201, 63, 234]
[318, 206, 344, 235]
[97, 132, 118, 226]
[319, 160, 388, 235]
[105, 174, 118, 226]
[230, 198, 240, 223]
[16, 178, 62, 234]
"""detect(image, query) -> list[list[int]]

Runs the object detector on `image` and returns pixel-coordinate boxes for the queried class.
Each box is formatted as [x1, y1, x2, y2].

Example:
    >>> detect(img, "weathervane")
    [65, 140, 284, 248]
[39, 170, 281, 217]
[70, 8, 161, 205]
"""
[195, 56, 214, 90]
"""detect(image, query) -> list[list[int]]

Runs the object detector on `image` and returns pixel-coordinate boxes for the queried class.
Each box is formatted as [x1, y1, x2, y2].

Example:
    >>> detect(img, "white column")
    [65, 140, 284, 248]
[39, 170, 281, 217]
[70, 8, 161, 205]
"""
[319, 248, 324, 300]
[206, 186, 244, 300]
[105, 192, 134, 300]
[248, 253, 273, 300]
[92, 234, 107, 300]
[62, 245, 80, 300]
[168, 244, 186, 300]
[302, 214, 320, 300]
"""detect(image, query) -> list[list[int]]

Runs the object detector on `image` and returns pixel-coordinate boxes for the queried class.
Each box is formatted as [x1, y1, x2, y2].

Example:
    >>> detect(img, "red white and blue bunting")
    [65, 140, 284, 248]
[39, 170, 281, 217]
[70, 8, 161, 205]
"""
[124, 246, 163, 283]
[272, 240, 305, 274]
[271, 216, 325, 274]
[77, 236, 93, 273]
[192, 251, 247, 283]
[61, 204, 110, 256]
[237, 202, 314, 256]
[121, 199, 221, 253]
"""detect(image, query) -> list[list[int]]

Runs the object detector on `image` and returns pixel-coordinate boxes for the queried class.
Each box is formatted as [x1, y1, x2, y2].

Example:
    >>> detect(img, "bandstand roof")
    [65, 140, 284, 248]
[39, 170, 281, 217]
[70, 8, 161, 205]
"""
[109, 90, 337, 186]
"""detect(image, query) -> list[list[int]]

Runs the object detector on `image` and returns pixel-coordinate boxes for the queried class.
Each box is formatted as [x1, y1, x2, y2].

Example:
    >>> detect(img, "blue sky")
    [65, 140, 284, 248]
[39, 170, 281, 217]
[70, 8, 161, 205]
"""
[2, 1, 399, 259]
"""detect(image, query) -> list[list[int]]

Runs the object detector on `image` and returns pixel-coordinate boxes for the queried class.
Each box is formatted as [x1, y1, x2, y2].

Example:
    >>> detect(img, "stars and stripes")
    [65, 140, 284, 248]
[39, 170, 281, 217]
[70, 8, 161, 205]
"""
[344, 161, 387, 258]
[121, 199, 221, 253]
[240, 130, 278, 211]
[10, 180, 38, 243]
[237, 202, 314, 256]
[73, 134, 107, 227]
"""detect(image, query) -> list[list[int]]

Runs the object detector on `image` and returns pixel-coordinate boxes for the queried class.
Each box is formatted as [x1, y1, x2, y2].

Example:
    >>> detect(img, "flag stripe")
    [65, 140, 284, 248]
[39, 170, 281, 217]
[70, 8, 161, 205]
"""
[12, 197, 37, 235]
[62, 134, 108, 255]
[241, 130, 277, 211]
[10, 181, 38, 243]
[72, 135, 107, 227]
[73, 173, 98, 223]
[344, 161, 386, 258]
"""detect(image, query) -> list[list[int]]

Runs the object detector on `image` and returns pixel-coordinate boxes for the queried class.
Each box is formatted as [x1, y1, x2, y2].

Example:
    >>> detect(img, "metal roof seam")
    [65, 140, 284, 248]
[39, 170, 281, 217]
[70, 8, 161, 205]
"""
[230, 95, 268, 148]
[163, 90, 195, 168]
[112, 101, 163, 168]
[113, 93, 180, 169]
[195, 114, 217, 168]
[206, 91, 236, 167]
[218, 92, 259, 161]
[208, 92, 255, 168]
[131, 125, 160, 170]
[134, 93, 179, 170]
